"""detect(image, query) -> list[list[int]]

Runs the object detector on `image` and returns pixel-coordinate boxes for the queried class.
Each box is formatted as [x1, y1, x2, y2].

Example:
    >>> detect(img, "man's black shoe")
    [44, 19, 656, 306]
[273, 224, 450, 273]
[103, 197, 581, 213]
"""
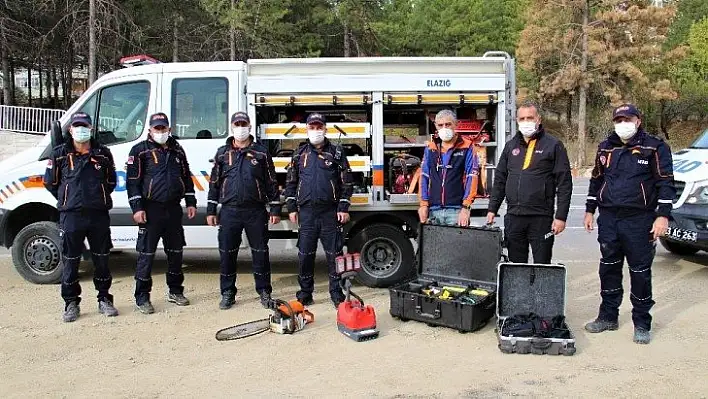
[259, 292, 273, 309]
[219, 292, 236, 310]
[584, 318, 619, 333]
[297, 297, 314, 306]
[63, 301, 80, 323]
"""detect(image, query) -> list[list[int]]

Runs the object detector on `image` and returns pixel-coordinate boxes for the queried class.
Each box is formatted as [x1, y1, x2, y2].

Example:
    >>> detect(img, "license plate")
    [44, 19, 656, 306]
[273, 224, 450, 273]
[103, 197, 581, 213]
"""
[666, 226, 698, 243]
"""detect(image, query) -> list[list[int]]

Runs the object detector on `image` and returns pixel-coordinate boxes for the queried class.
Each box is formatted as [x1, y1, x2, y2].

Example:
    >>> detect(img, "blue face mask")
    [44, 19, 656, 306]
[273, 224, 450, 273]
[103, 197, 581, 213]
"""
[72, 126, 92, 143]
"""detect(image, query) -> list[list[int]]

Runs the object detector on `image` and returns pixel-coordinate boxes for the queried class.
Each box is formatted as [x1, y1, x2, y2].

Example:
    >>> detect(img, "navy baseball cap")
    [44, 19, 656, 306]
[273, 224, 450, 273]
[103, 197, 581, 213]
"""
[149, 112, 170, 128]
[231, 111, 250, 124]
[612, 103, 641, 121]
[306, 113, 326, 125]
[70, 112, 92, 127]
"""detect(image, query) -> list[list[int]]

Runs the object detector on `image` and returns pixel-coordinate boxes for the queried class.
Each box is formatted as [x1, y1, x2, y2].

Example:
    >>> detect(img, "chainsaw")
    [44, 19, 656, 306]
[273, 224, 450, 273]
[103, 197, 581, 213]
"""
[215, 298, 314, 341]
[335, 253, 380, 342]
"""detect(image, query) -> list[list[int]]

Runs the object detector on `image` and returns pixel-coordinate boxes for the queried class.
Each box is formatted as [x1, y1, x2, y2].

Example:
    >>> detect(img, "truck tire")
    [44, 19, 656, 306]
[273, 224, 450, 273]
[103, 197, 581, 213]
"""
[347, 223, 415, 288]
[11, 221, 63, 284]
[659, 238, 700, 256]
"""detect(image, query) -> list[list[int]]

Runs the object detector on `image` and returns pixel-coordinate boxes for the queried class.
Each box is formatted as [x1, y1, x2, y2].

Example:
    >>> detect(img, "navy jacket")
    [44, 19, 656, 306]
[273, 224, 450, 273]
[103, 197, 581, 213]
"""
[284, 139, 353, 213]
[126, 136, 196, 213]
[206, 137, 281, 216]
[586, 129, 676, 218]
[488, 127, 573, 221]
[43, 138, 117, 212]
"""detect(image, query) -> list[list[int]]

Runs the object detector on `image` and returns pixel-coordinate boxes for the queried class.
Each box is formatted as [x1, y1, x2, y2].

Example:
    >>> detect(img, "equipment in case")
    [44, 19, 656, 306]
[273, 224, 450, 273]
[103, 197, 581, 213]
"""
[496, 263, 576, 356]
[389, 223, 504, 333]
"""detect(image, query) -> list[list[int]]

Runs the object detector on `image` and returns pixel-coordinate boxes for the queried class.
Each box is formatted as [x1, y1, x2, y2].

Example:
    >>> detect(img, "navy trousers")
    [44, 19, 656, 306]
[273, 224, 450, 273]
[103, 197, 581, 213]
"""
[59, 210, 113, 307]
[596, 209, 656, 330]
[134, 201, 185, 304]
[217, 206, 272, 296]
[296, 205, 345, 303]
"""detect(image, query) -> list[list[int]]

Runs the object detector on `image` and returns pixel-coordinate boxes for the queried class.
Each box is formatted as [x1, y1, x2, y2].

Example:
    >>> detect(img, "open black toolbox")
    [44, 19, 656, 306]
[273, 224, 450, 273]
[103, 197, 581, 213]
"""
[388, 223, 504, 333]
[496, 262, 576, 356]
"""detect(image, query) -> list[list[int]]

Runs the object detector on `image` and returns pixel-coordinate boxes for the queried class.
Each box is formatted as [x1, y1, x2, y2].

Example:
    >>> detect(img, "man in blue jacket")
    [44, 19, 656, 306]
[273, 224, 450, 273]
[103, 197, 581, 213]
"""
[126, 112, 197, 314]
[583, 103, 676, 344]
[284, 113, 353, 308]
[206, 112, 282, 310]
[43, 112, 118, 322]
[418, 109, 480, 226]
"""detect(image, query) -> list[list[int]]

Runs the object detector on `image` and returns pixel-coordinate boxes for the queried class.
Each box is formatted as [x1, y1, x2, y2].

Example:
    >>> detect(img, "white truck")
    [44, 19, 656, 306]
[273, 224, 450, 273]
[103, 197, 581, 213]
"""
[661, 127, 708, 256]
[0, 52, 517, 287]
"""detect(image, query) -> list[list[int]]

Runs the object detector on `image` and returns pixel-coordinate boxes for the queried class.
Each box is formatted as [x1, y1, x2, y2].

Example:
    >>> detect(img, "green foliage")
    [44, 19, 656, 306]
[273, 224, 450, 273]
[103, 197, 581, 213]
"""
[665, 0, 708, 48]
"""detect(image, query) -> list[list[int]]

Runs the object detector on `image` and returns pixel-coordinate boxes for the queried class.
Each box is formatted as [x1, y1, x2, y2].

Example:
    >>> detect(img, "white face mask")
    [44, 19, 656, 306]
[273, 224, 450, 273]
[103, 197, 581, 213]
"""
[151, 132, 170, 144]
[72, 126, 91, 143]
[518, 121, 537, 138]
[614, 122, 638, 141]
[231, 126, 251, 141]
[308, 129, 325, 145]
[437, 128, 455, 142]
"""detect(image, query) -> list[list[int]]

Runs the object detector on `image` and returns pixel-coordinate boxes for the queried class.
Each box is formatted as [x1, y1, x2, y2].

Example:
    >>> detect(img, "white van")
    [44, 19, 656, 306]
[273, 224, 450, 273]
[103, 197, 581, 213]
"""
[0, 53, 517, 287]
[661, 127, 708, 256]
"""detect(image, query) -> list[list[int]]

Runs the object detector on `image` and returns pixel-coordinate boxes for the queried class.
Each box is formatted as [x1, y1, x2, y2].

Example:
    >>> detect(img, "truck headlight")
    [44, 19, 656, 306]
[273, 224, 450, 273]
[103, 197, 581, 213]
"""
[686, 180, 708, 205]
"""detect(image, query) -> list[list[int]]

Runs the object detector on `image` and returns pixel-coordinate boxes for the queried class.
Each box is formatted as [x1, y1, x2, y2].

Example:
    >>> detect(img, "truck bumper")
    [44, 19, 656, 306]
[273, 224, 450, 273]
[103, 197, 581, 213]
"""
[666, 204, 708, 251]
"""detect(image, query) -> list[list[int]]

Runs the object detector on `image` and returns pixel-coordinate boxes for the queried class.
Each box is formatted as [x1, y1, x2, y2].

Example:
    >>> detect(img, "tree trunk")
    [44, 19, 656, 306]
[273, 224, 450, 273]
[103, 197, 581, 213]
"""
[173, 17, 179, 62]
[0, 21, 10, 105]
[659, 100, 670, 139]
[89, 0, 96, 84]
[230, 0, 236, 61]
[10, 59, 15, 105]
[576, 0, 589, 168]
[39, 65, 43, 106]
[27, 66, 32, 107]
[343, 24, 351, 57]
[60, 65, 67, 107]
[52, 67, 59, 105]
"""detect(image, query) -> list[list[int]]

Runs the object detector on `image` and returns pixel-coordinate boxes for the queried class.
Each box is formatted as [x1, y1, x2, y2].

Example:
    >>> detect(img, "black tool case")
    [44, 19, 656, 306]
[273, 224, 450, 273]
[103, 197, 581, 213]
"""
[388, 223, 504, 333]
[496, 263, 576, 356]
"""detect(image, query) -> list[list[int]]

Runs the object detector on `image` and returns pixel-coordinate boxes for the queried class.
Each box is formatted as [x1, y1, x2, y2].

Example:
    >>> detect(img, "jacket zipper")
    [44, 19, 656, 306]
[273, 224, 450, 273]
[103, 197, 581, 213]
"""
[297, 181, 302, 198]
[330, 181, 336, 201]
[222, 177, 228, 199]
[180, 179, 185, 195]
[599, 181, 607, 202]
[101, 184, 107, 205]
[640, 182, 647, 206]
[147, 178, 154, 199]
[62, 184, 69, 207]
[256, 179, 263, 200]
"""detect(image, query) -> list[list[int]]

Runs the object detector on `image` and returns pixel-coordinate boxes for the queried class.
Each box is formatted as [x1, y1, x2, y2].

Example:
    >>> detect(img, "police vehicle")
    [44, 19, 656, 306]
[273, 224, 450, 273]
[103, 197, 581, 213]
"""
[661, 127, 708, 256]
[0, 52, 517, 287]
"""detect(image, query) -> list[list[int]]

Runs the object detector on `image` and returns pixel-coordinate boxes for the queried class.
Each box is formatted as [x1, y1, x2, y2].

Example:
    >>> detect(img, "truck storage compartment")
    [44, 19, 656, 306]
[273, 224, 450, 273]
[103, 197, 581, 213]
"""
[389, 223, 504, 332]
[496, 263, 576, 356]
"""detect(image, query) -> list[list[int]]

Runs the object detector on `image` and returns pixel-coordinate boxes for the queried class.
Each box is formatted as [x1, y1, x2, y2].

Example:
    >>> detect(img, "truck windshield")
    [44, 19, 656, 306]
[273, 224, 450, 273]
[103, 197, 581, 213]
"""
[689, 128, 708, 149]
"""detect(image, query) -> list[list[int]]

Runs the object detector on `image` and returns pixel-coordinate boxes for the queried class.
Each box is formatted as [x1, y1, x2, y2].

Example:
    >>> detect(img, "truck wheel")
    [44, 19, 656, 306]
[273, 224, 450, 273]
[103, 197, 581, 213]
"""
[11, 221, 63, 284]
[347, 223, 415, 288]
[659, 238, 700, 256]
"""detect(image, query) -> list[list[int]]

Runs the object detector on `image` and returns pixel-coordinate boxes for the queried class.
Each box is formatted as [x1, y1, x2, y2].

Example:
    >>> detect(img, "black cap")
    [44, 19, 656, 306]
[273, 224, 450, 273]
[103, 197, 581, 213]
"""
[70, 112, 92, 127]
[612, 103, 641, 121]
[231, 111, 250, 124]
[149, 112, 170, 128]
[306, 113, 326, 125]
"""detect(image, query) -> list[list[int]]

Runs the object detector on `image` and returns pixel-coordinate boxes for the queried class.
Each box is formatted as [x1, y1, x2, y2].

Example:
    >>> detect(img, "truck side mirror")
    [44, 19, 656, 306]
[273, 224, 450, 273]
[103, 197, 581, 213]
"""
[50, 120, 64, 148]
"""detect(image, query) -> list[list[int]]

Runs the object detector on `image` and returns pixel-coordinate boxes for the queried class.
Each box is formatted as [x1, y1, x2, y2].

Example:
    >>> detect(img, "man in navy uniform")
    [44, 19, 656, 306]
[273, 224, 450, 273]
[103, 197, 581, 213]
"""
[43, 112, 118, 322]
[126, 112, 197, 314]
[284, 113, 353, 308]
[583, 103, 676, 344]
[206, 111, 282, 310]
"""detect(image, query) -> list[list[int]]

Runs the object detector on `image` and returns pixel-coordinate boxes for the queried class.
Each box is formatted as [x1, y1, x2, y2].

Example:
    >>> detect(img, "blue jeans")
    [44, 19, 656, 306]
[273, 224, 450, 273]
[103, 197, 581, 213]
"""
[429, 208, 462, 226]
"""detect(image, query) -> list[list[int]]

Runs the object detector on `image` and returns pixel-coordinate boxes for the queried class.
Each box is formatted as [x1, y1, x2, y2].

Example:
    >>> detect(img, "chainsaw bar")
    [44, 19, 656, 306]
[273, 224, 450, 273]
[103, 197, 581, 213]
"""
[215, 318, 270, 341]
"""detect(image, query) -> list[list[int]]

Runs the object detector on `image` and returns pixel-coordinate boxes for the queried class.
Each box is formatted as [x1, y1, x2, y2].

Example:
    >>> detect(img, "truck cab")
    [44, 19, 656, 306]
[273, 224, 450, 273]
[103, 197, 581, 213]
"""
[0, 52, 517, 288]
[0, 57, 248, 284]
[661, 128, 708, 256]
